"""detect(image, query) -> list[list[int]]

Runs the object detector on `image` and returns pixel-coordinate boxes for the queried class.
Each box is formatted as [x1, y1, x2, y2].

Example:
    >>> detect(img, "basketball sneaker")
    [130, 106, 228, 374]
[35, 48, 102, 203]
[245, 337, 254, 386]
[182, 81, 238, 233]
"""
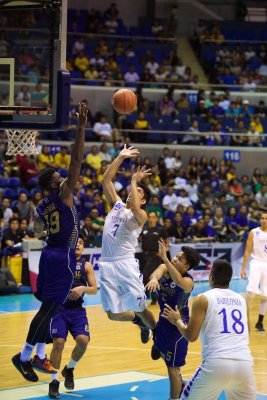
[132, 315, 152, 343]
[255, 321, 265, 333]
[151, 343, 161, 360]
[62, 365, 74, 390]
[12, 353, 39, 382]
[32, 355, 57, 374]
[48, 379, 60, 399]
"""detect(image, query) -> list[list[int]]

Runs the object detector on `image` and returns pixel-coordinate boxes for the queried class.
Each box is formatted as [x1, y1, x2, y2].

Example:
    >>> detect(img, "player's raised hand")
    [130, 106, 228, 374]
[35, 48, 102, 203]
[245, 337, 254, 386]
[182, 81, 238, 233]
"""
[145, 278, 160, 292]
[158, 239, 168, 260]
[132, 165, 152, 182]
[162, 303, 181, 325]
[76, 101, 88, 127]
[119, 144, 140, 159]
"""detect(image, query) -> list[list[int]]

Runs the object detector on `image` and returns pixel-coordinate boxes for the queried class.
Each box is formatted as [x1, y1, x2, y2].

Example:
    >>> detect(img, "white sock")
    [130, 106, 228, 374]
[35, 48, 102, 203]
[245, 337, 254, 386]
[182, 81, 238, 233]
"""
[170, 398, 179, 400]
[51, 370, 59, 381]
[20, 342, 35, 362]
[67, 358, 78, 369]
[35, 342, 46, 359]
[259, 299, 267, 316]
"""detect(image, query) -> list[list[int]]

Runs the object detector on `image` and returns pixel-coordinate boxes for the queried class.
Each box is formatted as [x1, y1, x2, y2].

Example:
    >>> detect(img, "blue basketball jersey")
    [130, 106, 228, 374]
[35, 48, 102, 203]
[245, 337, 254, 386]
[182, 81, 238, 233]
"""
[37, 192, 79, 249]
[155, 272, 193, 367]
[158, 272, 193, 326]
[64, 257, 88, 309]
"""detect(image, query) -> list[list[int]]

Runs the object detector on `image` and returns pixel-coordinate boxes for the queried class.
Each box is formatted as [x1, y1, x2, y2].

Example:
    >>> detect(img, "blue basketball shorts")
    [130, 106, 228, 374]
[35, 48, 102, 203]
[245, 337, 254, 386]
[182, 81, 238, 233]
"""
[35, 247, 76, 304]
[155, 319, 189, 367]
[50, 306, 90, 340]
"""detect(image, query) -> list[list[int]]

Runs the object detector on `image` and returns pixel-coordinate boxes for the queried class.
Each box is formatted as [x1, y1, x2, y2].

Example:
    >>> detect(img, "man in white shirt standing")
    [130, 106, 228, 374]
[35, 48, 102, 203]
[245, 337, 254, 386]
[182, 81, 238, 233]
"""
[124, 65, 140, 83]
[163, 259, 256, 400]
[93, 115, 120, 142]
[241, 212, 267, 333]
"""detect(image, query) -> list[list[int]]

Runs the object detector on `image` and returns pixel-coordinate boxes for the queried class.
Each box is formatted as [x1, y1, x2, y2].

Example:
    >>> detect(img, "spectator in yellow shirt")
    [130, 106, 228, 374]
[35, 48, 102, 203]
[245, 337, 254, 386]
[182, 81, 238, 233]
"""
[134, 112, 152, 142]
[84, 65, 99, 80]
[74, 51, 90, 72]
[54, 146, 71, 171]
[85, 145, 102, 172]
[37, 145, 55, 170]
[250, 115, 263, 134]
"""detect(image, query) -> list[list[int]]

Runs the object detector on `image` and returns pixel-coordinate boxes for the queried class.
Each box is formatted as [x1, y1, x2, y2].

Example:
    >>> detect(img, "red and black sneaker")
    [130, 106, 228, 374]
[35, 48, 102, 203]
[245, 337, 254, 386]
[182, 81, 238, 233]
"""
[32, 355, 57, 374]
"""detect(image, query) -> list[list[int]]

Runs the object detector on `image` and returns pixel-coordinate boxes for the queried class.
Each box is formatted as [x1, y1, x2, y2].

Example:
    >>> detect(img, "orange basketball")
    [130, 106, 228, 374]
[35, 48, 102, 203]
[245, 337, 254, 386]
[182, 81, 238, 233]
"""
[112, 89, 137, 115]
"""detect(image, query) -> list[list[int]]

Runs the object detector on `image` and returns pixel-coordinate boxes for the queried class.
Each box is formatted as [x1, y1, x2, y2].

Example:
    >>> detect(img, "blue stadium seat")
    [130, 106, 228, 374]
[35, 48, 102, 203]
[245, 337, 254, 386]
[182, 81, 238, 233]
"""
[3, 188, 16, 199]
[0, 178, 8, 188]
[7, 177, 20, 188]
[129, 26, 141, 36]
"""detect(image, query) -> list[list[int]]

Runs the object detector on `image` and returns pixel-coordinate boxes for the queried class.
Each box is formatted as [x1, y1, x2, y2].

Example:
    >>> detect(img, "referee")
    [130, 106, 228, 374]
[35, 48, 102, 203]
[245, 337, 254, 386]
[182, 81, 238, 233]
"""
[140, 211, 169, 304]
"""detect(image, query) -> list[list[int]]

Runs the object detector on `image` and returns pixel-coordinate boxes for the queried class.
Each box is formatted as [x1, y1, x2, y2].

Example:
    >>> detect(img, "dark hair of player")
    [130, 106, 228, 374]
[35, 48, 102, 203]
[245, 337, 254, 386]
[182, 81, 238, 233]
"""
[38, 167, 57, 192]
[211, 259, 233, 286]
[181, 246, 201, 271]
[137, 183, 151, 209]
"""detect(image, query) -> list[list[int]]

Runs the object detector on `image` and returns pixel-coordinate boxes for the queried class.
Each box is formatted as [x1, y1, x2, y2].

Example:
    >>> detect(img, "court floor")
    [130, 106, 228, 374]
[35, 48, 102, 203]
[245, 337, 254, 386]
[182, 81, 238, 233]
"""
[0, 280, 266, 400]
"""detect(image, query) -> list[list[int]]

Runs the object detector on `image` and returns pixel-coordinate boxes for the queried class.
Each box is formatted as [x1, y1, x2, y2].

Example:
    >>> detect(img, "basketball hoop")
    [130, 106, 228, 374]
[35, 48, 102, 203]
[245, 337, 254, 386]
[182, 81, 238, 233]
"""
[5, 129, 40, 156]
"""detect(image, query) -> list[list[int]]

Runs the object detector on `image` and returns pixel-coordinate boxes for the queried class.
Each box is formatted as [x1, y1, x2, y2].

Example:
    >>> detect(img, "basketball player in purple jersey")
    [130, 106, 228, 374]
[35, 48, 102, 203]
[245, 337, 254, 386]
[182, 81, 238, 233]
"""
[12, 102, 88, 382]
[45, 235, 97, 399]
[146, 239, 200, 399]
[99, 145, 157, 343]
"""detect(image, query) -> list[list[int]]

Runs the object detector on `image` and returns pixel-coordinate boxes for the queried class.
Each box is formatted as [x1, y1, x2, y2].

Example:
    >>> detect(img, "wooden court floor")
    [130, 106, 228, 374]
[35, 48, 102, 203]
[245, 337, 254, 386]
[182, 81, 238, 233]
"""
[0, 297, 266, 395]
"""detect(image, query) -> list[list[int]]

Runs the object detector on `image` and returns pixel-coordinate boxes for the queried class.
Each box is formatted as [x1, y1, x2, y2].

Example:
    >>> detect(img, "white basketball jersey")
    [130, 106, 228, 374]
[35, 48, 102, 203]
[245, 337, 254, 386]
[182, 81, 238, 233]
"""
[101, 201, 142, 258]
[200, 288, 253, 363]
[251, 227, 267, 262]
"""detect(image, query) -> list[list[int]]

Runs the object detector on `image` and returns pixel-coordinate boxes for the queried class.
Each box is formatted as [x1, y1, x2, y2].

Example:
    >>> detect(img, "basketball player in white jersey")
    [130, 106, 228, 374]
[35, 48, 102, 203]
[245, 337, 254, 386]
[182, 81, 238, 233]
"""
[99, 144, 157, 343]
[162, 259, 256, 400]
[241, 212, 267, 333]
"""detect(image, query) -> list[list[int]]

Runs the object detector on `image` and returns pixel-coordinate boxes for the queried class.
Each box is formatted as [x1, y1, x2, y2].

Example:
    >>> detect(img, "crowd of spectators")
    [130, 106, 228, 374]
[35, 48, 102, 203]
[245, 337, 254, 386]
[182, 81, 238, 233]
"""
[192, 21, 267, 90]
[123, 88, 267, 145]
[0, 2, 198, 95]
[1, 5, 267, 95]
[0, 139, 266, 254]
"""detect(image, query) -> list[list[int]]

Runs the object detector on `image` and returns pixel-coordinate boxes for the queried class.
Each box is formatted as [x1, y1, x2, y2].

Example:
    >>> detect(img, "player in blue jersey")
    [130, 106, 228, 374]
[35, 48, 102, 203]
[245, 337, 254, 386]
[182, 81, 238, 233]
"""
[42, 235, 97, 399]
[146, 239, 200, 400]
[12, 102, 88, 383]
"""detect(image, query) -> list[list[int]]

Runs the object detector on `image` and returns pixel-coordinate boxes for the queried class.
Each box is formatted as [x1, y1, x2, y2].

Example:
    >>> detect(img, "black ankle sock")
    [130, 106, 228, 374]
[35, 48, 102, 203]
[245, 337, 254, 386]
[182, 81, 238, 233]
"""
[258, 314, 264, 324]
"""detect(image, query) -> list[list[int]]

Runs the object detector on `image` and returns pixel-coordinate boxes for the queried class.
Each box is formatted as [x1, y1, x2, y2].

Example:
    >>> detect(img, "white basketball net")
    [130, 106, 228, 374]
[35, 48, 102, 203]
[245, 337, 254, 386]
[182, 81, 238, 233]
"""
[5, 129, 40, 156]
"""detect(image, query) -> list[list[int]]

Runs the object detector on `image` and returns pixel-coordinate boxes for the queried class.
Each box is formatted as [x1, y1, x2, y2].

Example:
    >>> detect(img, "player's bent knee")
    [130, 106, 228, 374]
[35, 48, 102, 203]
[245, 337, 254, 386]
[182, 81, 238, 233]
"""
[53, 338, 65, 351]
[75, 335, 90, 350]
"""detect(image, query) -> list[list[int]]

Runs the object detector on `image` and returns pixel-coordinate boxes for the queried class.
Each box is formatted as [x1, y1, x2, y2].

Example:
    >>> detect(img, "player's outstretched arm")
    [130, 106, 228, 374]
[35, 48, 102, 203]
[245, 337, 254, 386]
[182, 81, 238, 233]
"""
[241, 230, 253, 279]
[146, 263, 167, 292]
[130, 165, 151, 227]
[158, 239, 193, 293]
[61, 102, 88, 206]
[102, 144, 139, 208]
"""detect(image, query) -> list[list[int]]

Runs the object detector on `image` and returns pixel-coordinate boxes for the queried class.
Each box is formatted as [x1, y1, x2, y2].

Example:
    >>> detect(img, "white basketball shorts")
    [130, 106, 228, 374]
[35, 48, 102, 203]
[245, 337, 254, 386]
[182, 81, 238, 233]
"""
[99, 256, 147, 313]
[181, 359, 256, 400]
[247, 260, 267, 297]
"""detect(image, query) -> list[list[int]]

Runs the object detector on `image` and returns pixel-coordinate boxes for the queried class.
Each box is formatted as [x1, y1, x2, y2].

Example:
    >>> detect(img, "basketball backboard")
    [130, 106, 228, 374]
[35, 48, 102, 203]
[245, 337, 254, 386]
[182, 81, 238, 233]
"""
[0, 0, 70, 130]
